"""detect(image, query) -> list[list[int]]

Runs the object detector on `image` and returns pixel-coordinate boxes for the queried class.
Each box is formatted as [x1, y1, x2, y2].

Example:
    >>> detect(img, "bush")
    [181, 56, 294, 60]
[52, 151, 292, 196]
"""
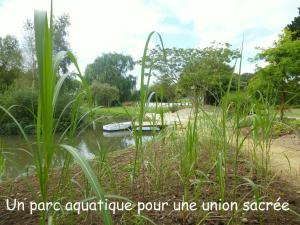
[0, 88, 38, 134]
[90, 82, 119, 107]
[273, 119, 300, 137]
[0, 88, 76, 135]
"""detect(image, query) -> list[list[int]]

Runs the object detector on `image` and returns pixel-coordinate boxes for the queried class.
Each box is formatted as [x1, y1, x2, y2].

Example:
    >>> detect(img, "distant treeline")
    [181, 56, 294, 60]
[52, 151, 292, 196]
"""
[0, 8, 300, 134]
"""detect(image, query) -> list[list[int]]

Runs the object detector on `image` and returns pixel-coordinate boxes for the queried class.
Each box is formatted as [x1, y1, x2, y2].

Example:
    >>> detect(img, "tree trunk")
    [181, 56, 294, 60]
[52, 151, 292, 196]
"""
[279, 91, 287, 121]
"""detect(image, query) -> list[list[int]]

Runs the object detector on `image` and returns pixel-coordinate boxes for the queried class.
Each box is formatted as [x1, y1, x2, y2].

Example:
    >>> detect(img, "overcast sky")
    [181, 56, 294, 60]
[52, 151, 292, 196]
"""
[0, 0, 299, 77]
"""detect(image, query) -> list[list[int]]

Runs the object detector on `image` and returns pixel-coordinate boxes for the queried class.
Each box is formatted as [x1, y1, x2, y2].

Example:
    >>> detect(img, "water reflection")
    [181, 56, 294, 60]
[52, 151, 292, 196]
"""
[0, 129, 154, 180]
[103, 130, 131, 138]
[77, 140, 95, 160]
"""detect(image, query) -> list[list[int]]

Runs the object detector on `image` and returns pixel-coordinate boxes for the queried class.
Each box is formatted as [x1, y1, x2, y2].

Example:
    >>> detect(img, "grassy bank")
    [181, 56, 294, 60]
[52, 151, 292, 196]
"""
[82, 106, 172, 125]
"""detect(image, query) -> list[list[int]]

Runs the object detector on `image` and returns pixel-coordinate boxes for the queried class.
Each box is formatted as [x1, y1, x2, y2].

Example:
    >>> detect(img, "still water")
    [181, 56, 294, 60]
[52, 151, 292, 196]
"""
[0, 129, 153, 180]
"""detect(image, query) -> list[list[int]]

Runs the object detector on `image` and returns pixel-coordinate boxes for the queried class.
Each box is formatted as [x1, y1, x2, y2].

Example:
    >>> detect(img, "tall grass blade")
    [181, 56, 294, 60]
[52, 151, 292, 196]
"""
[61, 144, 113, 225]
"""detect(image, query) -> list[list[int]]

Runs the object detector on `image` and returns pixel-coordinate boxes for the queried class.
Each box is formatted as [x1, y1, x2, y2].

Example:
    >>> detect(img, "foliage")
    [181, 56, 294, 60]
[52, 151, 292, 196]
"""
[0, 35, 23, 69]
[60, 76, 81, 93]
[149, 78, 177, 102]
[286, 7, 300, 40]
[0, 35, 23, 92]
[240, 72, 255, 87]
[144, 46, 202, 83]
[258, 30, 300, 78]
[23, 19, 37, 77]
[143, 46, 204, 103]
[23, 14, 71, 76]
[131, 31, 165, 180]
[0, 86, 75, 135]
[0, 88, 38, 134]
[145, 43, 240, 105]
[252, 29, 300, 119]
[221, 91, 253, 115]
[52, 13, 71, 74]
[178, 42, 239, 104]
[85, 53, 136, 102]
[272, 119, 300, 137]
[247, 68, 277, 100]
[90, 81, 119, 107]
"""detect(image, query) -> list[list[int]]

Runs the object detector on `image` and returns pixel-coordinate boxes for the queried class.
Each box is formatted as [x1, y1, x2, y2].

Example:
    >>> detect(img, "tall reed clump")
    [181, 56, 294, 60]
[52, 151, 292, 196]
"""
[132, 31, 165, 179]
[193, 39, 264, 210]
[251, 95, 277, 179]
[0, 1, 113, 224]
[180, 113, 199, 197]
[34, 6, 56, 205]
[232, 40, 244, 200]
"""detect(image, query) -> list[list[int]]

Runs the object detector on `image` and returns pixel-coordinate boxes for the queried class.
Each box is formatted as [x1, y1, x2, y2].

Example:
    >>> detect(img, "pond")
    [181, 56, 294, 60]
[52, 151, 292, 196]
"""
[0, 128, 154, 180]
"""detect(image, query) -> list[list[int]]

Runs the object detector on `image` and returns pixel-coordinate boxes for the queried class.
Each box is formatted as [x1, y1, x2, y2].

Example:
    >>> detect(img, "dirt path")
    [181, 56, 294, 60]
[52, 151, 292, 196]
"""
[162, 108, 300, 188]
[145, 107, 194, 127]
[163, 107, 194, 126]
[269, 134, 300, 187]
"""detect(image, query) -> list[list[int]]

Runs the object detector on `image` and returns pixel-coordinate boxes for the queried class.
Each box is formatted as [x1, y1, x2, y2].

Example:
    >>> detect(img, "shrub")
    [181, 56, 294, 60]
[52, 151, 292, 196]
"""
[0, 88, 38, 134]
[0, 88, 75, 134]
[273, 119, 300, 137]
[90, 82, 119, 107]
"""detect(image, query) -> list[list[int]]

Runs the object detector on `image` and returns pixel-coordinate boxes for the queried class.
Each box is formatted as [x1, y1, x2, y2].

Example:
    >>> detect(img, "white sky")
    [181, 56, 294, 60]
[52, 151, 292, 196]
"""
[0, 0, 299, 80]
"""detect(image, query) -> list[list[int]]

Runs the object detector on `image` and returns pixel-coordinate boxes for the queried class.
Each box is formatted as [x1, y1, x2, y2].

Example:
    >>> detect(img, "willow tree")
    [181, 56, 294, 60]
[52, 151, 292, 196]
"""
[85, 53, 136, 102]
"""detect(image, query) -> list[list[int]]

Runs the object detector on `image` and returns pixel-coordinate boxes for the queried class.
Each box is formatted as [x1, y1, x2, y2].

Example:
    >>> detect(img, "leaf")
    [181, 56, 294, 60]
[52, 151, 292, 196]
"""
[61, 144, 112, 225]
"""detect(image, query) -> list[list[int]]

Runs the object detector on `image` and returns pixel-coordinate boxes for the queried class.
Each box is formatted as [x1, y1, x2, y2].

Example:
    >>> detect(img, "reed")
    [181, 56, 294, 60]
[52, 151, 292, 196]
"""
[0, 1, 112, 223]
[131, 31, 165, 179]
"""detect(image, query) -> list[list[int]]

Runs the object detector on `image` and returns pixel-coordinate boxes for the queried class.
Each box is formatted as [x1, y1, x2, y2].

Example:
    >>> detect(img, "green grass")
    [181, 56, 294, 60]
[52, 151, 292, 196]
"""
[88, 106, 136, 120]
[81, 106, 171, 124]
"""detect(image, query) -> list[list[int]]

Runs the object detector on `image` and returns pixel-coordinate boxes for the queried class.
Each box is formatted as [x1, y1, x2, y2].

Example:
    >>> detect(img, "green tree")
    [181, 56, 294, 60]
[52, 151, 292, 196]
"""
[251, 29, 300, 119]
[240, 73, 255, 88]
[143, 47, 203, 102]
[286, 7, 300, 40]
[90, 81, 119, 107]
[23, 19, 36, 77]
[85, 53, 136, 102]
[178, 43, 239, 105]
[0, 35, 23, 92]
[149, 77, 177, 102]
[22, 13, 71, 76]
[53, 13, 71, 74]
[144, 46, 202, 83]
